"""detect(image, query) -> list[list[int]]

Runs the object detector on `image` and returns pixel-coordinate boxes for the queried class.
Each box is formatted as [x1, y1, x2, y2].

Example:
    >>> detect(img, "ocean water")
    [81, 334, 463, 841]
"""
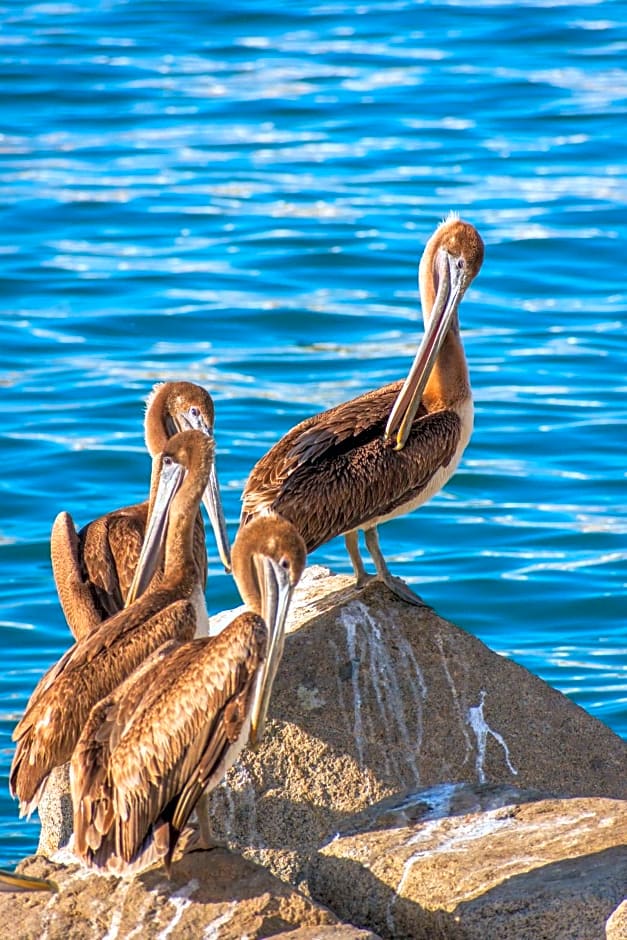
[0, 0, 625, 867]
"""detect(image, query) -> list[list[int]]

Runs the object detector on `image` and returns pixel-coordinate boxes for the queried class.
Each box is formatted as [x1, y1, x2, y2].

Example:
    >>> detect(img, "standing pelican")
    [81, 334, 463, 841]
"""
[240, 214, 484, 604]
[51, 381, 231, 641]
[70, 513, 306, 875]
[10, 431, 218, 817]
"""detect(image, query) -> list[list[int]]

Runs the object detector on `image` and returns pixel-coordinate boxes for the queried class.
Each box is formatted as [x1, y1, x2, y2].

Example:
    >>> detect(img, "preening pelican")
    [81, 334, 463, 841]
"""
[51, 381, 231, 640]
[10, 430, 217, 817]
[240, 214, 484, 605]
[70, 514, 306, 875]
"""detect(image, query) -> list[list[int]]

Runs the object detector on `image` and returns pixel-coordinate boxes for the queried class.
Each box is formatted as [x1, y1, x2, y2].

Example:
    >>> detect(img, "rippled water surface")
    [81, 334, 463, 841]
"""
[1, 0, 625, 866]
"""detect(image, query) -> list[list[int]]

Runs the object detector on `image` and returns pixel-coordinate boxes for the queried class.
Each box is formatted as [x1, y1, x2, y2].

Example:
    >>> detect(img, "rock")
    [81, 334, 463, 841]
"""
[37, 764, 72, 857]
[308, 785, 627, 940]
[2, 848, 339, 939]
[205, 568, 627, 885]
[23, 566, 627, 940]
[606, 900, 627, 940]
[272, 929, 381, 939]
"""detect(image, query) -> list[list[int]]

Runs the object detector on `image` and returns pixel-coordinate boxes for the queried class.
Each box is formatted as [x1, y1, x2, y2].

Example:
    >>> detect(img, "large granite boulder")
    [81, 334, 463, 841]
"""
[606, 901, 627, 940]
[16, 565, 626, 940]
[308, 783, 627, 940]
[1, 849, 352, 940]
[206, 567, 627, 885]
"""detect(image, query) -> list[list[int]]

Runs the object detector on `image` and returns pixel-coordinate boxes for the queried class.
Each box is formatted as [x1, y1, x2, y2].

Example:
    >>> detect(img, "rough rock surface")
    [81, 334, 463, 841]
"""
[606, 900, 627, 940]
[272, 929, 381, 939]
[308, 784, 627, 940]
[1, 848, 340, 940]
[17, 565, 627, 940]
[205, 567, 627, 884]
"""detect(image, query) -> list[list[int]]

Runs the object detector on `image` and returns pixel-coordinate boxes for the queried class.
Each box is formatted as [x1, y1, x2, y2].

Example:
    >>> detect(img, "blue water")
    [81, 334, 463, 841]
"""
[0, 0, 625, 867]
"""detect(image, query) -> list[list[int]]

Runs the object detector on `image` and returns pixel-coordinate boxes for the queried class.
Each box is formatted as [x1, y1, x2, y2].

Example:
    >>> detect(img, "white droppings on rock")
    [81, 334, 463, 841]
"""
[101, 905, 123, 940]
[156, 878, 199, 939]
[339, 602, 426, 785]
[467, 689, 518, 783]
[124, 893, 164, 940]
[435, 632, 473, 767]
[418, 781, 461, 820]
[342, 607, 365, 768]
[386, 804, 516, 934]
[213, 761, 265, 852]
[101, 877, 138, 940]
[296, 683, 326, 710]
[202, 901, 238, 939]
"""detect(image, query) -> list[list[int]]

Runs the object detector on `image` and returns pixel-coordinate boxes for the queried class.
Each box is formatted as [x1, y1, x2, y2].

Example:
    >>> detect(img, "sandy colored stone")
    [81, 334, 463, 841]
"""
[204, 568, 627, 884]
[272, 928, 382, 939]
[308, 787, 627, 940]
[28, 564, 627, 940]
[37, 763, 72, 857]
[606, 900, 627, 940]
[0, 848, 337, 940]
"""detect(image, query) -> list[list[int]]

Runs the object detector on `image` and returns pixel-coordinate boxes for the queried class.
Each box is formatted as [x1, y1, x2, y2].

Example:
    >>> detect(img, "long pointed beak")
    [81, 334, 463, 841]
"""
[249, 557, 294, 748]
[0, 869, 58, 893]
[385, 250, 465, 451]
[124, 459, 185, 607]
[174, 413, 232, 574]
[202, 461, 232, 573]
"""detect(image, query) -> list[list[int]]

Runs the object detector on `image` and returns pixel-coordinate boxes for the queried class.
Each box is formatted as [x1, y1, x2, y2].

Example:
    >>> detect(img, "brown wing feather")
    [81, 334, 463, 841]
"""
[241, 381, 405, 521]
[71, 613, 266, 872]
[242, 381, 461, 551]
[52, 502, 207, 640]
[50, 504, 148, 639]
[50, 512, 103, 641]
[10, 597, 197, 814]
[85, 508, 147, 615]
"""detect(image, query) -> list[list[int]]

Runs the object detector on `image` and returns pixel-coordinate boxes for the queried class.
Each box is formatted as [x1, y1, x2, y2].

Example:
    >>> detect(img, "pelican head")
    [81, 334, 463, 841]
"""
[385, 214, 484, 450]
[125, 430, 216, 606]
[145, 381, 231, 572]
[232, 514, 307, 748]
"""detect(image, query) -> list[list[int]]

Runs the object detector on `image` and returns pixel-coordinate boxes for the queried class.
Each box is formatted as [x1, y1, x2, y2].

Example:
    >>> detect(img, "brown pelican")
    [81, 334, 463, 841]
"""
[70, 513, 306, 875]
[0, 869, 58, 893]
[10, 430, 218, 818]
[240, 214, 484, 604]
[51, 381, 231, 641]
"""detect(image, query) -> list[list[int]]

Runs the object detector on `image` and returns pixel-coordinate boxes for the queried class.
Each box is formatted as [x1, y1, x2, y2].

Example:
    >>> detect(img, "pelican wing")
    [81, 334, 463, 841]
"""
[50, 511, 103, 641]
[87, 506, 147, 613]
[71, 638, 183, 859]
[10, 597, 196, 815]
[50, 504, 149, 641]
[241, 380, 407, 519]
[72, 613, 266, 872]
[243, 386, 460, 552]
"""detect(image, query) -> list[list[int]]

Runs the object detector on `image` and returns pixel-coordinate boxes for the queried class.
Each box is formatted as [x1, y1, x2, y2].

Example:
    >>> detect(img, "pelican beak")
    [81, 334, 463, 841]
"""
[385, 248, 466, 451]
[0, 869, 58, 893]
[125, 457, 186, 607]
[202, 461, 232, 574]
[175, 410, 232, 573]
[249, 556, 294, 748]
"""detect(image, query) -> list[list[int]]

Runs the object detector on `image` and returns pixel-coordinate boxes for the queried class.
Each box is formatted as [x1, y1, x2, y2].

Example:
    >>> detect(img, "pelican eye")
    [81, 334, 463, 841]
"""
[163, 455, 173, 467]
[190, 406, 200, 418]
[280, 557, 290, 570]
[456, 257, 465, 271]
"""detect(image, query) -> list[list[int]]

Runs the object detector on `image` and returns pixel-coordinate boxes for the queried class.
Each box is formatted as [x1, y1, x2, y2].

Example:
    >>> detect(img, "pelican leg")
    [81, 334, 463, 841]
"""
[194, 793, 217, 852]
[364, 527, 427, 607]
[344, 530, 372, 587]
